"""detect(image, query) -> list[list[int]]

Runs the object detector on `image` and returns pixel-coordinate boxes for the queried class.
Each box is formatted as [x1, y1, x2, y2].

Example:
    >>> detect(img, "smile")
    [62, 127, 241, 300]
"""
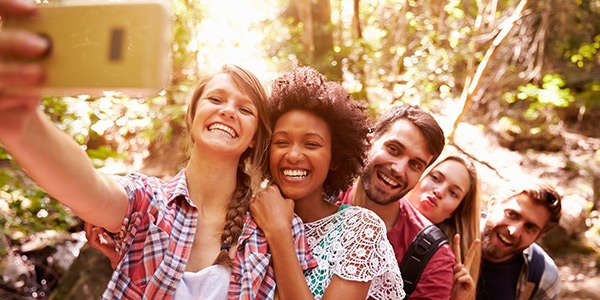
[498, 233, 514, 245]
[283, 169, 308, 178]
[208, 123, 237, 138]
[378, 171, 399, 188]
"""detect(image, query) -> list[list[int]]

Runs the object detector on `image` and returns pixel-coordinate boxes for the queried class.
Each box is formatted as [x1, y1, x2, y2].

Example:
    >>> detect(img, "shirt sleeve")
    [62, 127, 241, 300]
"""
[290, 215, 319, 270]
[535, 253, 561, 300]
[332, 207, 405, 300]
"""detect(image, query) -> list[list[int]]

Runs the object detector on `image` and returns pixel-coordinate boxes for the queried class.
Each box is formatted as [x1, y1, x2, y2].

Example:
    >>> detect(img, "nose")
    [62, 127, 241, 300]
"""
[432, 187, 442, 199]
[285, 144, 304, 163]
[507, 222, 523, 238]
[219, 102, 236, 119]
[390, 157, 409, 177]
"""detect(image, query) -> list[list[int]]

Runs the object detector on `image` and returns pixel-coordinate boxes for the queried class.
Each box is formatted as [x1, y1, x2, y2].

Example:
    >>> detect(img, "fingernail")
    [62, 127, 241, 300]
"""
[29, 35, 50, 52]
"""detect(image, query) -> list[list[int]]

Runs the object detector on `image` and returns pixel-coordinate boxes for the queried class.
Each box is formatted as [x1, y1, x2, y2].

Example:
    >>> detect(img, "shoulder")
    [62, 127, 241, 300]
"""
[530, 244, 561, 297]
[113, 172, 169, 192]
[333, 206, 388, 246]
[340, 206, 386, 229]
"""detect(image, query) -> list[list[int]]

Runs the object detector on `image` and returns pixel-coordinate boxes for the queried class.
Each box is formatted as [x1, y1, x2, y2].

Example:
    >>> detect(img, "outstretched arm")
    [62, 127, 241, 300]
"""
[0, 0, 127, 232]
[451, 233, 480, 300]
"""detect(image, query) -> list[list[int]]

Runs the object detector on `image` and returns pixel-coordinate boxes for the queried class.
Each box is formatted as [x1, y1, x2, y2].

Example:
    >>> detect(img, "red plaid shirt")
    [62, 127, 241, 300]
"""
[230, 214, 318, 299]
[102, 170, 316, 299]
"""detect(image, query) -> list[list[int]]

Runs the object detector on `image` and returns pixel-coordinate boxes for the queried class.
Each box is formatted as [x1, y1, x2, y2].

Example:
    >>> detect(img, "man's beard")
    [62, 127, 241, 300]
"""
[481, 224, 526, 262]
[360, 164, 409, 205]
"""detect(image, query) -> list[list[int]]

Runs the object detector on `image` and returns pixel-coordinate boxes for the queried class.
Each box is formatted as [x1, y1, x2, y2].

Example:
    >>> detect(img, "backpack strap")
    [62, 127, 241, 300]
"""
[523, 243, 545, 299]
[399, 225, 448, 296]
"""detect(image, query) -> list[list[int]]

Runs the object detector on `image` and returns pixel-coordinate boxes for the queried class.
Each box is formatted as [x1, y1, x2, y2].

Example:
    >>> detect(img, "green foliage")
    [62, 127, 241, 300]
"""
[500, 74, 574, 139]
[566, 35, 600, 68]
[0, 157, 76, 236]
[504, 74, 575, 119]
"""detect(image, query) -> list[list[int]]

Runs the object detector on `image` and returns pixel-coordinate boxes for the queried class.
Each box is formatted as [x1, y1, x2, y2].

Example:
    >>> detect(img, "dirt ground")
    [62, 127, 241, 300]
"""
[554, 252, 600, 300]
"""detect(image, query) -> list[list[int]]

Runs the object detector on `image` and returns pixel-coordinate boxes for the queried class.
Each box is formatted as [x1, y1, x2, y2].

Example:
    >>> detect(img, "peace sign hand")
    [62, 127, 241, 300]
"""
[451, 233, 481, 300]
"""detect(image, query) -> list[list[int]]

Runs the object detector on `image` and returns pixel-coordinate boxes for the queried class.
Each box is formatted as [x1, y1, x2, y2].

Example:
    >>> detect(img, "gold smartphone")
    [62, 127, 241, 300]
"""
[4, 0, 172, 97]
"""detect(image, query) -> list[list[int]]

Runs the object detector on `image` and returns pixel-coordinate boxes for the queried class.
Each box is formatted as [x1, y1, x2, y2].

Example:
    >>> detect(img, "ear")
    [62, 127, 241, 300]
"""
[248, 139, 256, 149]
[485, 196, 499, 214]
[367, 132, 375, 143]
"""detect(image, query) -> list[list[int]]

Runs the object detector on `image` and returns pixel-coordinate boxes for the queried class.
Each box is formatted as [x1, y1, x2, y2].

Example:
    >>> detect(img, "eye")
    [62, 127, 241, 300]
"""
[240, 106, 255, 116]
[386, 144, 399, 155]
[450, 190, 459, 199]
[305, 141, 322, 149]
[272, 138, 290, 147]
[430, 174, 440, 182]
[525, 224, 539, 234]
[505, 210, 518, 220]
[409, 160, 424, 172]
[208, 97, 222, 104]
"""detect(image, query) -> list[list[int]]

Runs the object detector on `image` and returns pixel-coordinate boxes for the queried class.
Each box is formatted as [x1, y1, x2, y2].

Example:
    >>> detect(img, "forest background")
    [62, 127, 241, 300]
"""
[1, 0, 600, 299]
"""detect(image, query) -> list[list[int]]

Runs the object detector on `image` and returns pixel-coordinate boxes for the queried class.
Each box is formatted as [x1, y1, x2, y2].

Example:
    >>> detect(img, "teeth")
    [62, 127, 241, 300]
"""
[283, 169, 307, 177]
[498, 233, 513, 245]
[379, 172, 399, 187]
[209, 123, 237, 138]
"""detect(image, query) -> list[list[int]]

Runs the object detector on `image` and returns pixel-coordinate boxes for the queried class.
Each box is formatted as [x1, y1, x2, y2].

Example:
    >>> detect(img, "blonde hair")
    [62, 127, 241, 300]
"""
[430, 156, 481, 297]
[186, 64, 271, 267]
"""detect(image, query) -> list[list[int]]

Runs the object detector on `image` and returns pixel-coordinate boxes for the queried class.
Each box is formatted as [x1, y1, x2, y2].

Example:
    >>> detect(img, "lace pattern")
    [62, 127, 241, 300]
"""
[303, 205, 405, 299]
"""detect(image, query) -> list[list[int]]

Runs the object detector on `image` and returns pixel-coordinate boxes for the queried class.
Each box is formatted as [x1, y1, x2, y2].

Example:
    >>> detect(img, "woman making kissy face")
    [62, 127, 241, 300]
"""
[250, 65, 404, 300]
[406, 156, 482, 300]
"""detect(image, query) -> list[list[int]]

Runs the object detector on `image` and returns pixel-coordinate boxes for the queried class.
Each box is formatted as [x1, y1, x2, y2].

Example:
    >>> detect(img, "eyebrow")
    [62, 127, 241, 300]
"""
[526, 221, 542, 232]
[389, 139, 428, 167]
[506, 208, 543, 231]
[432, 170, 465, 194]
[272, 131, 326, 142]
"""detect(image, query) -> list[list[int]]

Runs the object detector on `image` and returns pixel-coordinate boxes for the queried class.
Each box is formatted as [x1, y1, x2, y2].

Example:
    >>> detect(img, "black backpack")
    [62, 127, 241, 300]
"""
[399, 224, 448, 296]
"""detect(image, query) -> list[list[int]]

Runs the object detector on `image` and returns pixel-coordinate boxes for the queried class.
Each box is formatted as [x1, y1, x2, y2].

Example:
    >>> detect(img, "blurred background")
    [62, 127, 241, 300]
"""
[1, 0, 599, 298]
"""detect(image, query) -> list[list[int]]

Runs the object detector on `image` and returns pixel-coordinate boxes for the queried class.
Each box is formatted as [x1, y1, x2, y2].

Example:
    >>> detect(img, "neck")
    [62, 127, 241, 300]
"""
[293, 189, 338, 223]
[351, 178, 400, 232]
[185, 147, 240, 215]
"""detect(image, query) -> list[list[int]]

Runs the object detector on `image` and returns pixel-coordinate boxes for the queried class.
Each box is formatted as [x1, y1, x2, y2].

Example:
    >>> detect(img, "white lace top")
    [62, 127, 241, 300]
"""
[303, 205, 405, 299]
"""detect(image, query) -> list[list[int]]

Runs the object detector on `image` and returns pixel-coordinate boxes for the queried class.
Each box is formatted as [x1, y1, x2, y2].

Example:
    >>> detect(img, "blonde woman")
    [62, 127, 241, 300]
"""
[406, 155, 482, 300]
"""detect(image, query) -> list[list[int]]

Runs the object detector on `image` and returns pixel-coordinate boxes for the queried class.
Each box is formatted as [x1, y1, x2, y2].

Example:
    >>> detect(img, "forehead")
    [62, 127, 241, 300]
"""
[203, 74, 254, 103]
[375, 119, 433, 160]
[274, 110, 331, 137]
[498, 193, 551, 228]
[433, 160, 471, 191]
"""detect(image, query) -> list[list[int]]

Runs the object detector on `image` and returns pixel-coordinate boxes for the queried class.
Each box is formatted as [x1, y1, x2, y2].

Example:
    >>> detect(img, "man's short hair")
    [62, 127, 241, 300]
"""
[496, 180, 562, 234]
[371, 104, 445, 166]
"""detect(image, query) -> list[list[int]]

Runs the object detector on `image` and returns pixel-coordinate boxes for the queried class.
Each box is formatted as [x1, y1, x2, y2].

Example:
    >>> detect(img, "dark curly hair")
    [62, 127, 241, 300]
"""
[269, 66, 371, 198]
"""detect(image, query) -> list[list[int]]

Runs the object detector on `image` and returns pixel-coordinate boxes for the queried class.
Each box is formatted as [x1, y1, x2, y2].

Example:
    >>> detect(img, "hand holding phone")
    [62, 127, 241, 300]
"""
[3, 0, 172, 97]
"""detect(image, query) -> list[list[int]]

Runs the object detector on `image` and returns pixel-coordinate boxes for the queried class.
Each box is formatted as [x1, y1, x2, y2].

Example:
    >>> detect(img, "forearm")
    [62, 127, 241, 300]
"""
[266, 227, 314, 300]
[3, 109, 127, 231]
